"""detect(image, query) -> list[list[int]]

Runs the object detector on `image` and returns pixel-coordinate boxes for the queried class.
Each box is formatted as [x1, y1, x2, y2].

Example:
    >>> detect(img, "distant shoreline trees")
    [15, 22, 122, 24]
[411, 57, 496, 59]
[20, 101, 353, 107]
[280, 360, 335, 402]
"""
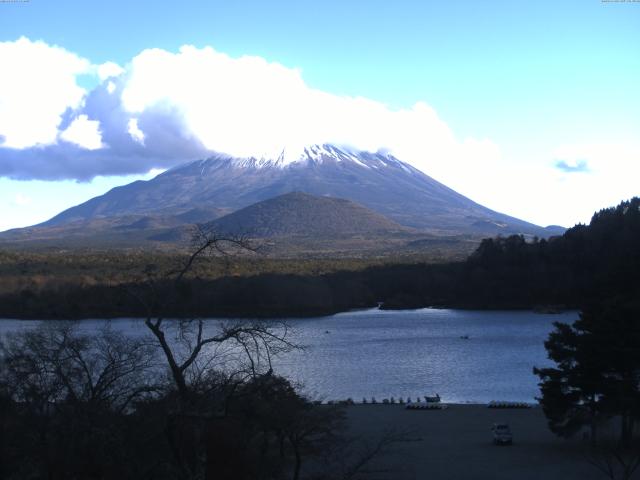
[0, 197, 638, 319]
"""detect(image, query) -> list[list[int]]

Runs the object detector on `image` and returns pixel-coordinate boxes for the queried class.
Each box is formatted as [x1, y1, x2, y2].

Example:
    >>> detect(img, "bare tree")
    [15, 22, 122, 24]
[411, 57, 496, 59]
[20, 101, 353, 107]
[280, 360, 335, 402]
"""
[128, 225, 296, 404]
[125, 225, 298, 479]
[0, 322, 160, 478]
[0, 321, 157, 413]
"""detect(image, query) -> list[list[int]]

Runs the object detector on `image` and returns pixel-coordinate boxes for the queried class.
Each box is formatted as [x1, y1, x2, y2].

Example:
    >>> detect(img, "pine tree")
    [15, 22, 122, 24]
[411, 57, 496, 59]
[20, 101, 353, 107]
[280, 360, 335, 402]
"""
[535, 302, 640, 445]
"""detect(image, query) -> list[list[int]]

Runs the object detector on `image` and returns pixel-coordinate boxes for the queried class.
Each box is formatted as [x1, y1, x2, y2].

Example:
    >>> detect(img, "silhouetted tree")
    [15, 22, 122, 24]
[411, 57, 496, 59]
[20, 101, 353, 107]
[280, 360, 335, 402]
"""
[127, 225, 299, 479]
[0, 322, 159, 479]
[534, 318, 607, 443]
[535, 302, 640, 446]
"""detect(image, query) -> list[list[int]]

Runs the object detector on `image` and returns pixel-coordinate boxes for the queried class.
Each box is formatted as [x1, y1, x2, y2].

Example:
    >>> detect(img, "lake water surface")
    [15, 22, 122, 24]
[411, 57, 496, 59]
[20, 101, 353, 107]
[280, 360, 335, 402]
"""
[0, 308, 577, 403]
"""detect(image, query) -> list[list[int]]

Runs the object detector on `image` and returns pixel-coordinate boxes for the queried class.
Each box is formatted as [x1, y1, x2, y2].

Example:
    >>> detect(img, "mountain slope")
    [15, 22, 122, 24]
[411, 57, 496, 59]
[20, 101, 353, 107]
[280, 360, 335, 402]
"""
[33, 144, 556, 237]
[208, 191, 408, 238]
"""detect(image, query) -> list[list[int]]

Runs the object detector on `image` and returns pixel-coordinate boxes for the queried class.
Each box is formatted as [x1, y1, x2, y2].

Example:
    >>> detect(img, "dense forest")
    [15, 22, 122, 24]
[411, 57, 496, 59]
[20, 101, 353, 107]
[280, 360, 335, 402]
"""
[0, 198, 638, 319]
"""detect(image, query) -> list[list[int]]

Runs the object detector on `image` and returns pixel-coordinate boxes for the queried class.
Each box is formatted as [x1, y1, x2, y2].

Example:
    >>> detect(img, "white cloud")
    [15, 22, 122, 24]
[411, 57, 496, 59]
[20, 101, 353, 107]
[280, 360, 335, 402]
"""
[551, 142, 640, 175]
[60, 114, 104, 150]
[0, 37, 90, 148]
[1, 40, 635, 229]
[13, 193, 32, 206]
[0, 39, 500, 184]
[97, 61, 124, 81]
[459, 141, 640, 228]
[147, 167, 167, 177]
[549, 142, 640, 216]
[119, 45, 501, 174]
[127, 118, 145, 145]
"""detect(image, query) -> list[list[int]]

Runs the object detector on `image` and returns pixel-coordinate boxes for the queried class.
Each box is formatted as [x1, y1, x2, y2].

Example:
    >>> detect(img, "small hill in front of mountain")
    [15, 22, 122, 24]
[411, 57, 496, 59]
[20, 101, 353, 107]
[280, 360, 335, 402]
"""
[207, 192, 409, 238]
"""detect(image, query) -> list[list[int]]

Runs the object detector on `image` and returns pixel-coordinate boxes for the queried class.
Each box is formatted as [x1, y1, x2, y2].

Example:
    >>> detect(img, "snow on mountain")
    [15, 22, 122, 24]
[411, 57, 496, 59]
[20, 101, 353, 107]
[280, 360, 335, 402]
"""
[177, 144, 416, 171]
[33, 144, 554, 237]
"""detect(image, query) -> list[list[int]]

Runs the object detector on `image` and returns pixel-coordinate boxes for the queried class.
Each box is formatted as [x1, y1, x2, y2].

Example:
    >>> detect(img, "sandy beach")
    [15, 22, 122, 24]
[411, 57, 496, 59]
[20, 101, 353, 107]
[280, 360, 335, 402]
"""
[344, 404, 604, 480]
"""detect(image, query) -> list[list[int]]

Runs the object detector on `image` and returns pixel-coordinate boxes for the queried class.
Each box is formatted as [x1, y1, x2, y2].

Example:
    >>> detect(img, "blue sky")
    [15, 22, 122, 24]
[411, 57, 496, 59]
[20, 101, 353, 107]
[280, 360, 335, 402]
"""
[0, 0, 639, 230]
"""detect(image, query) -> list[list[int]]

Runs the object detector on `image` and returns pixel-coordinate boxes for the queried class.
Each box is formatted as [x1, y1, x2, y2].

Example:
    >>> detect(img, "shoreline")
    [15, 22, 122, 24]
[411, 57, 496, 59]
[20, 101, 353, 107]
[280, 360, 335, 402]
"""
[0, 305, 577, 322]
[324, 401, 538, 407]
[342, 403, 602, 480]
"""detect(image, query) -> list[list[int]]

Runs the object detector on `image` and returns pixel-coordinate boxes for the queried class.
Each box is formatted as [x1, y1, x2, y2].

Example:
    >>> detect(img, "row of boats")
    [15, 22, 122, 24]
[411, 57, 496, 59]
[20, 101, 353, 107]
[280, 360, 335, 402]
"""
[319, 398, 534, 408]
[323, 394, 442, 405]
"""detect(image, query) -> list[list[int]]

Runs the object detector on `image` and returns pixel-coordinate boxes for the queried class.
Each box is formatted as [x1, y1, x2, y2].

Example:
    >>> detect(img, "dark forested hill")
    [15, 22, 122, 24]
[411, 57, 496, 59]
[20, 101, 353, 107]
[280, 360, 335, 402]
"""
[208, 192, 408, 237]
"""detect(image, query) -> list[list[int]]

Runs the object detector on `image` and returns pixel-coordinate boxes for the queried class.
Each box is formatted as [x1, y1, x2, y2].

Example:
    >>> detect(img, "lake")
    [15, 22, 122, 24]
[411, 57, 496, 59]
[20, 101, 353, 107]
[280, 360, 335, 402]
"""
[0, 308, 577, 403]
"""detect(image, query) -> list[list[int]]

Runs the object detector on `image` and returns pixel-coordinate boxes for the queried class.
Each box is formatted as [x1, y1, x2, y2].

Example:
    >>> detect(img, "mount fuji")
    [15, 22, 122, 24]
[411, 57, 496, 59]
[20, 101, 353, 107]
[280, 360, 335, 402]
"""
[2, 144, 563, 249]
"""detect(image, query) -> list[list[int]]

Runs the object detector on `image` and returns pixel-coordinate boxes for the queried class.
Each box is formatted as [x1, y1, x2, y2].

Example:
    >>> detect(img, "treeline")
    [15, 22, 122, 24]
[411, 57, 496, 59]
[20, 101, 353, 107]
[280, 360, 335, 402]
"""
[1, 198, 638, 319]
[456, 197, 640, 309]
[531, 200, 640, 455]
[0, 248, 437, 295]
[376, 197, 638, 310]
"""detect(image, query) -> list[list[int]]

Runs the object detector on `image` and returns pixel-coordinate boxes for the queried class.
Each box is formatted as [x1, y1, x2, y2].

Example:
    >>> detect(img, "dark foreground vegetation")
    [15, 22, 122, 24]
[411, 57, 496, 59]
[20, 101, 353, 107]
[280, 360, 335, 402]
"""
[0, 198, 638, 318]
[534, 301, 640, 480]
[526, 198, 640, 479]
[0, 198, 638, 479]
[0, 231, 406, 479]
[0, 321, 407, 480]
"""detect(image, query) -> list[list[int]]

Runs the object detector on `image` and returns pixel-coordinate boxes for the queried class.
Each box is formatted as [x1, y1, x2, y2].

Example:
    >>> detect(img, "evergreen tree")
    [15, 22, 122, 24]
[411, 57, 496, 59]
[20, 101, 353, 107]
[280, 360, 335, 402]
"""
[535, 302, 640, 445]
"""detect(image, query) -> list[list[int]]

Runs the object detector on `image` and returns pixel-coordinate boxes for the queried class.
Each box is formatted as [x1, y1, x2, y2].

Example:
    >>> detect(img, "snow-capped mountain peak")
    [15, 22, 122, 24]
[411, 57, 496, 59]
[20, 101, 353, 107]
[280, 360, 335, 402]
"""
[39, 142, 554, 238]
[170, 144, 416, 176]
[205, 144, 405, 170]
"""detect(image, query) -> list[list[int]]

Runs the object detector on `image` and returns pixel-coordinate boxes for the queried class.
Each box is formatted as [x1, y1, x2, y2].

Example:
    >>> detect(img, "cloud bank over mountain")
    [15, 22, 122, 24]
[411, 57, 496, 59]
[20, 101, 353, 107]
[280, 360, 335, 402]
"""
[0, 37, 500, 181]
[2, 37, 637, 231]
